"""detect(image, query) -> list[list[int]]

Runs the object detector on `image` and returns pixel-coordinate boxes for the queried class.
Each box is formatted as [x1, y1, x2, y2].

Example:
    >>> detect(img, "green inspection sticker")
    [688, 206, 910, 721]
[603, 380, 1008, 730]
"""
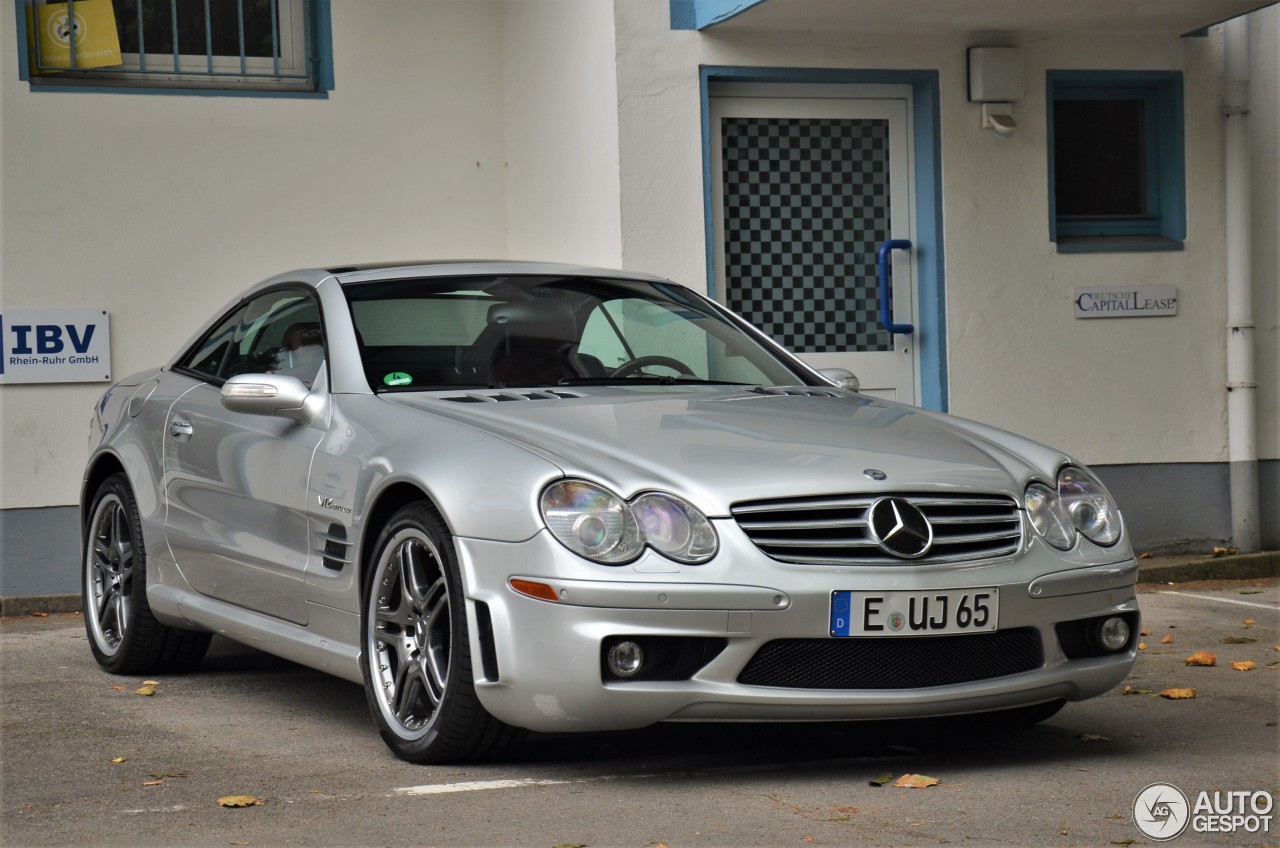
[383, 372, 413, 387]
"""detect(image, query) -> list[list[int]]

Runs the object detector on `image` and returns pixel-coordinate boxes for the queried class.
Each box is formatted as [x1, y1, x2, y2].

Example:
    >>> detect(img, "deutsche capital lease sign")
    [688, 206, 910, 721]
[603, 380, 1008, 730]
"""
[0, 309, 111, 383]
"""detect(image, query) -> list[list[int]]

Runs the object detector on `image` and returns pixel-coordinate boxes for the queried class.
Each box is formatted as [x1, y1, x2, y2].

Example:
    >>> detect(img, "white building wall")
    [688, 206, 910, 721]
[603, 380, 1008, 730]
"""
[1251, 6, 1279, 468]
[612, 0, 1277, 477]
[0, 0, 511, 508]
[502, 0, 623, 266]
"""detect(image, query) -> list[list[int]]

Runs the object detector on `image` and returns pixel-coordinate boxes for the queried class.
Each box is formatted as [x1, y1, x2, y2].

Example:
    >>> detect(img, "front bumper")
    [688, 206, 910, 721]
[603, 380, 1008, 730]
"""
[454, 526, 1138, 733]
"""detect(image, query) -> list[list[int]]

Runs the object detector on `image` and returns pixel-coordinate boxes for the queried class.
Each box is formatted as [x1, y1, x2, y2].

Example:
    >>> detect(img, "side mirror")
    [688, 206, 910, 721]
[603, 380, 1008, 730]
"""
[221, 373, 323, 426]
[817, 368, 860, 392]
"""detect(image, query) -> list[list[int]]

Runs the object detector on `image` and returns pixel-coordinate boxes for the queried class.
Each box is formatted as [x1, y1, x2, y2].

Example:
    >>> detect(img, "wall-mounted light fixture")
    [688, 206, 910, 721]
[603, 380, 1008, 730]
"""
[968, 47, 1024, 138]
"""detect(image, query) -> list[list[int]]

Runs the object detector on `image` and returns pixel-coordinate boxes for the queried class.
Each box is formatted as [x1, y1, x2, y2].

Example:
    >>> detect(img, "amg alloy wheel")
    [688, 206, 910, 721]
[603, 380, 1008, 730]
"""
[83, 473, 210, 674]
[361, 501, 520, 763]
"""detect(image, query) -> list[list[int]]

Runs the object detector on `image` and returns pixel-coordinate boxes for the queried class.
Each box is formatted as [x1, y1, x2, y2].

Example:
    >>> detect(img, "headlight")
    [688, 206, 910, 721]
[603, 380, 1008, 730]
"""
[632, 493, 718, 563]
[1024, 466, 1122, 550]
[540, 480, 643, 563]
[540, 481, 718, 565]
[1025, 482, 1074, 550]
[1058, 466, 1122, 546]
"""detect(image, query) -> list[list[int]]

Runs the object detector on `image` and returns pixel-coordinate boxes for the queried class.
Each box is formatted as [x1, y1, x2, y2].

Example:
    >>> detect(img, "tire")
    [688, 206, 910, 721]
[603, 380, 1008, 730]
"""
[83, 473, 211, 674]
[361, 501, 522, 763]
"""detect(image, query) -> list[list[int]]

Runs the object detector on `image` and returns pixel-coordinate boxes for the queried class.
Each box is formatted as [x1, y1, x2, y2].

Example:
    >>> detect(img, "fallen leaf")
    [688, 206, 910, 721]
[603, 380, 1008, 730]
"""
[1243, 619, 1255, 625]
[1231, 661, 1256, 671]
[1223, 636, 1257, 644]
[1138, 642, 1147, 651]
[1239, 589, 1262, 595]
[1185, 651, 1217, 666]
[1079, 734, 1110, 742]
[803, 839, 815, 844]
[110, 757, 126, 764]
[142, 680, 160, 686]
[894, 774, 940, 789]
[1161, 634, 1173, 644]
[1112, 840, 1138, 846]
[30, 612, 49, 618]
[1139, 629, 1151, 637]
[1122, 686, 1152, 695]
[1212, 546, 1238, 557]
[1138, 552, 1152, 559]
[218, 796, 264, 808]
[868, 772, 894, 787]
[143, 780, 163, 787]
[1158, 688, 1197, 699]
[833, 806, 859, 814]
[135, 685, 156, 696]
[111, 685, 126, 691]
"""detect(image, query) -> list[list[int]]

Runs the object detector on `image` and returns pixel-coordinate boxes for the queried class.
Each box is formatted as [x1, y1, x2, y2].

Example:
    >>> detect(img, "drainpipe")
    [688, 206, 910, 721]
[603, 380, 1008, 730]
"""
[1224, 15, 1260, 552]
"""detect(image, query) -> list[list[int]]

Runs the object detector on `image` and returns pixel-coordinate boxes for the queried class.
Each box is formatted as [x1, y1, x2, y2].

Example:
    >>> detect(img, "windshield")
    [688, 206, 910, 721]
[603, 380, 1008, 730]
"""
[342, 275, 813, 392]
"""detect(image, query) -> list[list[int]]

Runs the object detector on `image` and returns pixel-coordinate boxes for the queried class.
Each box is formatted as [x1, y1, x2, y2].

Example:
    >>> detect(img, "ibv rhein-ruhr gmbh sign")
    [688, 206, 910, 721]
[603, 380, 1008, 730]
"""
[1075, 286, 1178, 319]
[0, 309, 111, 384]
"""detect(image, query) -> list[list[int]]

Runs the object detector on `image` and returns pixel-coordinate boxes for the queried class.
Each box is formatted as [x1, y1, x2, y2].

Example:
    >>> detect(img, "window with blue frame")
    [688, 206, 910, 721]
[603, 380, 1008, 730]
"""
[1047, 71, 1185, 251]
[17, 0, 332, 96]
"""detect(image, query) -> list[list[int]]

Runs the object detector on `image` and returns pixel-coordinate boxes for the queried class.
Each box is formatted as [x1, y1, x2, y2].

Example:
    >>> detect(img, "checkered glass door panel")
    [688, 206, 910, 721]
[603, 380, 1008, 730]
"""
[721, 117, 892, 353]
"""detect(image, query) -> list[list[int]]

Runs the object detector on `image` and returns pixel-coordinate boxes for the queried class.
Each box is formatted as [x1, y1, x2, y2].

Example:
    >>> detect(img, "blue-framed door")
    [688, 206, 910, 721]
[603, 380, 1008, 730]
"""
[702, 72, 947, 411]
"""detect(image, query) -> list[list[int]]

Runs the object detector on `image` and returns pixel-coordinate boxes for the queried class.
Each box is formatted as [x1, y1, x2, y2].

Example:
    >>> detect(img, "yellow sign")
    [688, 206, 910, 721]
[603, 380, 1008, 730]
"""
[30, 0, 122, 71]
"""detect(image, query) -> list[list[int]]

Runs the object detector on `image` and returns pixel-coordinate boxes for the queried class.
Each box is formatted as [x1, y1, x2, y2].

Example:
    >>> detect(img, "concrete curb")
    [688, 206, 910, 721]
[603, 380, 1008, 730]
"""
[1, 594, 83, 617]
[1136, 550, 1280, 584]
[4, 552, 1276, 617]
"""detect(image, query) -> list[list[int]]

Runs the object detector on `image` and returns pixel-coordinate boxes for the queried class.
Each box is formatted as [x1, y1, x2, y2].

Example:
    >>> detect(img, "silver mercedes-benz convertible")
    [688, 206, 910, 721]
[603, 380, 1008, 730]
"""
[82, 262, 1139, 763]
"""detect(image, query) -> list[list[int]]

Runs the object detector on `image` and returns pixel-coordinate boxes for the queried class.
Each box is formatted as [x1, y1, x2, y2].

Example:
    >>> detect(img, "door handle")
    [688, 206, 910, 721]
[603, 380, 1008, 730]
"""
[877, 239, 914, 335]
[169, 418, 194, 440]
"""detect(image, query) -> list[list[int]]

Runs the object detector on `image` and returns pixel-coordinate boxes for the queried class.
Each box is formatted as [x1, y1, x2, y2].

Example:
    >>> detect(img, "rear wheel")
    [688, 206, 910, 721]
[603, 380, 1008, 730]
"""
[83, 473, 211, 674]
[361, 501, 521, 763]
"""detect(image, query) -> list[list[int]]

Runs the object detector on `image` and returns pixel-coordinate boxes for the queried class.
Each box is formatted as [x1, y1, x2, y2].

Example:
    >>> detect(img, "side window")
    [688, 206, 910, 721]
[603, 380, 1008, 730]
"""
[180, 290, 325, 387]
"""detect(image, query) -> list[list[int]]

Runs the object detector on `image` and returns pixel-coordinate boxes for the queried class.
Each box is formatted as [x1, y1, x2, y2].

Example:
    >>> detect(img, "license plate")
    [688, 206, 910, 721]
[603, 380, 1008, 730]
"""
[830, 588, 999, 637]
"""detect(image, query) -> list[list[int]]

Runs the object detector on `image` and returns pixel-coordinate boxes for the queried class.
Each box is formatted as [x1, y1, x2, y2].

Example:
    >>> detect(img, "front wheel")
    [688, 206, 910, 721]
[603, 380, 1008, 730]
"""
[83, 473, 211, 674]
[361, 501, 521, 763]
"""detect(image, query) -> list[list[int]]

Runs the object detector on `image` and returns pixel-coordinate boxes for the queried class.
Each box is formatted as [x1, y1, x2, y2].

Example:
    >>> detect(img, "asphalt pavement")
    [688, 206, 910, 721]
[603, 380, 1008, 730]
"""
[1, 573, 1276, 848]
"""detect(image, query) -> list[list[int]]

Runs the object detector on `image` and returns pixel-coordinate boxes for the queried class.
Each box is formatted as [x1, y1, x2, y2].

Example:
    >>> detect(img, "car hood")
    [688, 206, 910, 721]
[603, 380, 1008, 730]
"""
[382, 386, 1068, 516]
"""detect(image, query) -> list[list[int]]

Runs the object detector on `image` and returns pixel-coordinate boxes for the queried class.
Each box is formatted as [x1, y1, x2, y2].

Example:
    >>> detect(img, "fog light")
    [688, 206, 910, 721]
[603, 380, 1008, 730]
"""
[607, 640, 644, 678]
[1097, 616, 1130, 652]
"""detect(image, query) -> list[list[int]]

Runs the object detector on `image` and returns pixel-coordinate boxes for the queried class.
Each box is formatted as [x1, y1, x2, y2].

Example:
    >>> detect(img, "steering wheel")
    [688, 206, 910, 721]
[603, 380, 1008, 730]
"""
[610, 355, 696, 378]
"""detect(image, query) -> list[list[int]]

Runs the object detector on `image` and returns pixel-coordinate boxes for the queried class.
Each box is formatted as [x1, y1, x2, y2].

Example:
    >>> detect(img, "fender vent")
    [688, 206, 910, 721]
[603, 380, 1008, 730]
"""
[319, 523, 351, 571]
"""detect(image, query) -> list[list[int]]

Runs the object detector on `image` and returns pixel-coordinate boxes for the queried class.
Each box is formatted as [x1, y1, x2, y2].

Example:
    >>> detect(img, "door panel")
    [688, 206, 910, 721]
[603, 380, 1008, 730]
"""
[711, 92, 917, 403]
[163, 382, 322, 624]
[161, 287, 327, 625]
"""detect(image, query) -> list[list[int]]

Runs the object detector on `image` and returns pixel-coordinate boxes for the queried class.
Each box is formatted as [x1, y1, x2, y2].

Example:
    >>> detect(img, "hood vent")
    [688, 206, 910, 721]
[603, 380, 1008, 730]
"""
[749, 386, 841, 398]
[444, 390, 582, 403]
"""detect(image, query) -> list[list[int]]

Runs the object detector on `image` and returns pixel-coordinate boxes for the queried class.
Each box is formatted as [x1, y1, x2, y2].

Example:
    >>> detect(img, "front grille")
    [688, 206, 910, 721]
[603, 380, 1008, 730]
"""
[737, 629, 1043, 689]
[731, 493, 1023, 565]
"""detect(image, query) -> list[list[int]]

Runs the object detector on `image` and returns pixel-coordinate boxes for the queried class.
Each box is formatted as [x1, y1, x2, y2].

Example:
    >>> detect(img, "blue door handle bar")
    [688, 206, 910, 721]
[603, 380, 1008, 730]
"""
[877, 239, 914, 335]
